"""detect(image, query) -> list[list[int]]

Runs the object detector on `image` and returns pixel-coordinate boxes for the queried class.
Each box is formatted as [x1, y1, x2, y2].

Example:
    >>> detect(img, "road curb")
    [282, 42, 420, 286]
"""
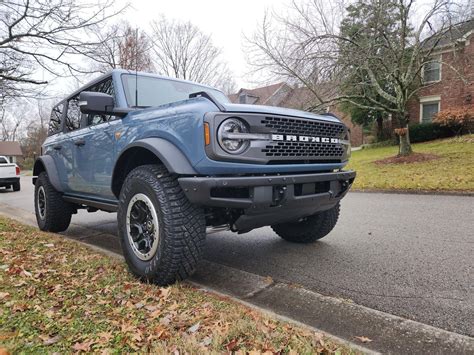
[190, 261, 474, 354]
[1, 205, 473, 354]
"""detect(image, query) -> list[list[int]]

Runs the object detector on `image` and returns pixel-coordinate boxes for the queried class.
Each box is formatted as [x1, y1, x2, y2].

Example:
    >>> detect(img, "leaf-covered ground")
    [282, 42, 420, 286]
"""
[0, 217, 357, 354]
[347, 135, 474, 192]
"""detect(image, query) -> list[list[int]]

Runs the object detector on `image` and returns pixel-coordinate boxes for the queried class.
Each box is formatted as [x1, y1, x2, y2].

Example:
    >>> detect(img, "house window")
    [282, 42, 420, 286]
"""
[423, 57, 441, 83]
[420, 99, 440, 123]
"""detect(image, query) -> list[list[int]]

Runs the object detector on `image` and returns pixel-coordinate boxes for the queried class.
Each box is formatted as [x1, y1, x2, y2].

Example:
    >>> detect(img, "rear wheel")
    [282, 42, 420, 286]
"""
[271, 203, 340, 243]
[12, 181, 20, 191]
[117, 164, 205, 286]
[34, 172, 73, 232]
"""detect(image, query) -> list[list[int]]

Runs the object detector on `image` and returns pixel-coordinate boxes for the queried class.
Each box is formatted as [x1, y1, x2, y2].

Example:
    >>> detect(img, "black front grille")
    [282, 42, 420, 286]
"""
[261, 116, 345, 137]
[260, 116, 346, 160]
[262, 141, 345, 158]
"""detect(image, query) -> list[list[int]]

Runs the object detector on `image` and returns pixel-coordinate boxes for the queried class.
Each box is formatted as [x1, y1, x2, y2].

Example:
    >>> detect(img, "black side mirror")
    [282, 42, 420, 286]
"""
[79, 91, 115, 115]
[79, 91, 134, 118]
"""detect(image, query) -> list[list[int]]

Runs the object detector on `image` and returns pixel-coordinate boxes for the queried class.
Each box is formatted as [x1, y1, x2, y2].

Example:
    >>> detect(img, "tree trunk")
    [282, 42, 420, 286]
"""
[399, 128, 412, 156]
[398, 112, 412, 156]
[376, 114, 384, 141]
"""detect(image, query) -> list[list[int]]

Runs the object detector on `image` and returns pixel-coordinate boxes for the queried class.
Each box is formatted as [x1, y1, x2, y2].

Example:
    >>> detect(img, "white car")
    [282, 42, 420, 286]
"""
[0, 155, 20, 191]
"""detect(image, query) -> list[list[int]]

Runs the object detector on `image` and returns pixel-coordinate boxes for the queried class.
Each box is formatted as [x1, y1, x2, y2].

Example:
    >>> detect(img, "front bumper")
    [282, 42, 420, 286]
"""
[179, 170, 356, 231]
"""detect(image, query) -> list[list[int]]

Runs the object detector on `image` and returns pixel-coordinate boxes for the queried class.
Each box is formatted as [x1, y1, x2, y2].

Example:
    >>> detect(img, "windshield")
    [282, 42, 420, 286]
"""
[121, 74, 230, 108]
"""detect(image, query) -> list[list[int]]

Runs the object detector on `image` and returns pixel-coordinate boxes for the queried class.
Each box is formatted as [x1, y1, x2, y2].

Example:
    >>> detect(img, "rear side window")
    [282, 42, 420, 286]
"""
[48, 103, 64, 136]
[64, 96, 81, 132]
[0, 157, 8, 164]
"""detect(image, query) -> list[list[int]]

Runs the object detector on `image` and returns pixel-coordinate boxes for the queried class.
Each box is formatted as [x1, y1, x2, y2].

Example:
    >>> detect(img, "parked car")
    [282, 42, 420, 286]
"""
[32, 70, 355, 285]
[0, 155, 20, 191]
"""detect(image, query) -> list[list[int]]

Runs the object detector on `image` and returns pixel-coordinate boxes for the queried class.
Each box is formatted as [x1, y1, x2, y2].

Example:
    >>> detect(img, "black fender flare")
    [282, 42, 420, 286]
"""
[114, 138, 197, 176]
[32, 155, 62, 192]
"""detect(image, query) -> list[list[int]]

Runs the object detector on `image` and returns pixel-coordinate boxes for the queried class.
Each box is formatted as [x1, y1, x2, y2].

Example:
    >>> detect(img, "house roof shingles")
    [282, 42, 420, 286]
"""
[0, 141, 23, 156]
[423, 19, 474, 49]
[228, 82, 288, 105]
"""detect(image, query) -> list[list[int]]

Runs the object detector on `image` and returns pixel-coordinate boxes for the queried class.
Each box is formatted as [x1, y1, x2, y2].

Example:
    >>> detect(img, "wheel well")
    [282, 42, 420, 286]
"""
[33, 160, 46, 177]
[111, 147, 162, 198]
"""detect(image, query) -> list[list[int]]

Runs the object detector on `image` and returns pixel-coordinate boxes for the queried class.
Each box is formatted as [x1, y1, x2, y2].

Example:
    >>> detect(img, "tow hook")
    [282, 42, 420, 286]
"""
[273, 185, 287, 206]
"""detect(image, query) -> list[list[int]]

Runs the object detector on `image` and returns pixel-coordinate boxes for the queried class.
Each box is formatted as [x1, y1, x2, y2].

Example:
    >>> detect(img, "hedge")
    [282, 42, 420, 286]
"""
[408, 123, 453, 143]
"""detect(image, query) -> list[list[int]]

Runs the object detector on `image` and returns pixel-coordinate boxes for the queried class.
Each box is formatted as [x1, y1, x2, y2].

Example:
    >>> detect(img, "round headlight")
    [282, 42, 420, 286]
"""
[217, 118, 250, 154]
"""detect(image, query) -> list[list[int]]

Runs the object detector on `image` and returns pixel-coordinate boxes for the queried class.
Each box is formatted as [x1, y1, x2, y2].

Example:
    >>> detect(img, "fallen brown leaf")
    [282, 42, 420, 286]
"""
[72, 340, 95, 352]
[12, 303, 28, 312]
[355, 336, 373, 343]
[26, 286, 36, 297]
[39, 334, 61, 346]
[97, 331, 113, 343]
[225, 339, 238, 351]
[0, 332, 16, 341]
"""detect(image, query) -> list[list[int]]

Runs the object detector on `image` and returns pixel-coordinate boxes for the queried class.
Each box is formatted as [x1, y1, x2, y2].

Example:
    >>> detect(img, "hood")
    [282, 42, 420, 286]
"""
[221, 103, 341, 123]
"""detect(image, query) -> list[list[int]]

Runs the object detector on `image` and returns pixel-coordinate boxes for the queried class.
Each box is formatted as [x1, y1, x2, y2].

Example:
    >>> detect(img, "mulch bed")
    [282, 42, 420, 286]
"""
[374, 153, 440, 165]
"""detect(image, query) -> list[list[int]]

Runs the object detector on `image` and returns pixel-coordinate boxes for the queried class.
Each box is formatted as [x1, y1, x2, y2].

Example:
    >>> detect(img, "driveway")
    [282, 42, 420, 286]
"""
[1, 177, 473, 337]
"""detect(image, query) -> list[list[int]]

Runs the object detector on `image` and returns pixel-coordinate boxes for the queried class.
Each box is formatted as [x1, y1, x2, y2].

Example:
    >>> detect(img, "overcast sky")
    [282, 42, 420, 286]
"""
[123, 0, 287, 90]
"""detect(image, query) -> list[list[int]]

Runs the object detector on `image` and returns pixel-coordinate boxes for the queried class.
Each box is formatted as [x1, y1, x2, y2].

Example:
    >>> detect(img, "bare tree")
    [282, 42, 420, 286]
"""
[91, 23, 154, 73]
[0, 99, 31, 141]
[0, 0, 125, 101]
[20, 99, 50, 164]
[149, 16, 236, 93]
[247, 0, 469, 155]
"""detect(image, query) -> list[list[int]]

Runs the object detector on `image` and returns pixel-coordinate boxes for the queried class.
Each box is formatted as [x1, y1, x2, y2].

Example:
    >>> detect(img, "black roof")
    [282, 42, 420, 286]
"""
[422, 19, 474, 49]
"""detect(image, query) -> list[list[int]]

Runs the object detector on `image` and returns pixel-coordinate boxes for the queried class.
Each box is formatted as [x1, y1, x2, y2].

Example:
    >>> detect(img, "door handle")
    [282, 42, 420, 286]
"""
[74, 139, 86, 146]
[53, 145, 62, 150]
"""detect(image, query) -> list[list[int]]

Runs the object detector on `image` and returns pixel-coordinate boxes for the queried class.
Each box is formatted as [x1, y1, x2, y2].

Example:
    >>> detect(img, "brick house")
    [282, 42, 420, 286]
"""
[407, 19, 474, 124]
[229, 83, 364, 146]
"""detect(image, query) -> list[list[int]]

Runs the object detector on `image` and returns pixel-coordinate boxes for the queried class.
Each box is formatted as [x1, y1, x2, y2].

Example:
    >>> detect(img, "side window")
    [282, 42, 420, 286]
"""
[0, 157, 8, 164]
[92, 78, 115, 97]
[65, 96, 82, 132]
[48, 103, 64, 136]
[87, 78, 115, 126]
[423, 56, 441, 83]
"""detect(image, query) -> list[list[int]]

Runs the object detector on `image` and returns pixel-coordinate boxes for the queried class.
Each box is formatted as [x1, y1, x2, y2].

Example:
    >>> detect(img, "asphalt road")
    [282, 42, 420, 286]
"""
[1, 177, 473, 337]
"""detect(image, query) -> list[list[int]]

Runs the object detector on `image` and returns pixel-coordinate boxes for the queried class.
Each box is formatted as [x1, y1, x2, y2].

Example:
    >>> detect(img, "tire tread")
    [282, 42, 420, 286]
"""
[271, 203, 340, 243]
[35, 172, 72, 232]
[117, 164, 205, 285]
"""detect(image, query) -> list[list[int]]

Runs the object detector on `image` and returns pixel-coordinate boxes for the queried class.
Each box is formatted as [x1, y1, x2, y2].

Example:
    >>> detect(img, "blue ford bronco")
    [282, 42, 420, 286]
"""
[33, 69, 355, 285]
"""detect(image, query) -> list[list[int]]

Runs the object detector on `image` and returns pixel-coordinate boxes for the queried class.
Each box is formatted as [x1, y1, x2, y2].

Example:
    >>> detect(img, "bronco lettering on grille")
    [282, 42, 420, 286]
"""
[272, 134, 340, 144]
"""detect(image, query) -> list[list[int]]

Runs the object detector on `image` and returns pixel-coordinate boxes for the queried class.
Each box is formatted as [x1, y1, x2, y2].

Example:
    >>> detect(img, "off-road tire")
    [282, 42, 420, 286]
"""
[271, 203, 340, 243]
[12, 181, 20, 191]
[34, 172, 73, 232]
[117, 164, 206, 286]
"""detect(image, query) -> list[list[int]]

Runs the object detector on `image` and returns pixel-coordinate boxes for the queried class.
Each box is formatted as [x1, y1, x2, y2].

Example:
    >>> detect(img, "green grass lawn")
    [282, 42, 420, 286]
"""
[347, 135, 474, 192]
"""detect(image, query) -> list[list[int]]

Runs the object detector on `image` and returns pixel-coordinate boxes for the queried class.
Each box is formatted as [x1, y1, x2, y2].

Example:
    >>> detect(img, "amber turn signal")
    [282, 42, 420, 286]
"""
[204, 122, 211, 146]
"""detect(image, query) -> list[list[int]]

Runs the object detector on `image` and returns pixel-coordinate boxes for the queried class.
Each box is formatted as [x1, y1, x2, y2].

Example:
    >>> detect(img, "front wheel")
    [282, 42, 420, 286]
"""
[34, 172, 73, 232]
[117, 164, 206, 286]
[271, 203, 340, 243]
